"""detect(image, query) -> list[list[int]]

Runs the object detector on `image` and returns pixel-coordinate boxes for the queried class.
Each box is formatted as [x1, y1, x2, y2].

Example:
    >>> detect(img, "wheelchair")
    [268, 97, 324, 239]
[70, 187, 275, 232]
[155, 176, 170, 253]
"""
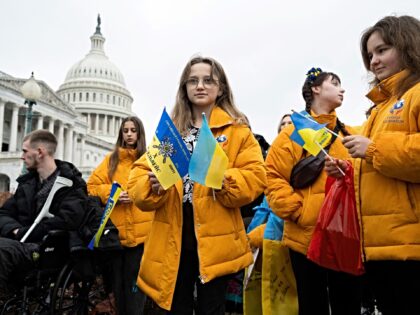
[0, 230, 107, 315]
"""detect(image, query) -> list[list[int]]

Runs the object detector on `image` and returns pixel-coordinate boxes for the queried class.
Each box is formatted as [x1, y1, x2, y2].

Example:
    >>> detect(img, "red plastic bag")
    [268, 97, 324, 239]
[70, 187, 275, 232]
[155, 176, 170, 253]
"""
[307, 163, 365, 275]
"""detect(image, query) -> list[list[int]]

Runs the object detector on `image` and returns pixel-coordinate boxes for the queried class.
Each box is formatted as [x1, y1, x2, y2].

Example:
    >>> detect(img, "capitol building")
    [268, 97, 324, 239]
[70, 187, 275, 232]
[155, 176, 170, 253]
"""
[0, 16, 134, 192]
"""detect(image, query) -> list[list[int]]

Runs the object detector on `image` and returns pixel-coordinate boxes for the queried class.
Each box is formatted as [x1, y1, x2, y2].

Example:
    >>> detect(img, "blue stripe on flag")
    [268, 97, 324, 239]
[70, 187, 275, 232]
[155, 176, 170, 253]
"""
[188, 116, 215, 184]
[155, 108, 191, 177]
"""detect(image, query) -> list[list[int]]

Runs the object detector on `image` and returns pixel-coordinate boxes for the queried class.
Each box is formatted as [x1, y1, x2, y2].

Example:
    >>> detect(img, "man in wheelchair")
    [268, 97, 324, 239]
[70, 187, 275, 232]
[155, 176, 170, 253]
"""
[0, 130, 88, 293]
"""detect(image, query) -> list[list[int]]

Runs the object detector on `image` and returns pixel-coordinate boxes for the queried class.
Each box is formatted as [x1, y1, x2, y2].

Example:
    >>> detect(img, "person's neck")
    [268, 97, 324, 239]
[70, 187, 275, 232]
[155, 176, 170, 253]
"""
[310, 102, 335, 115]
[37, 158, 57, 181]
[192, 104, 214, 128]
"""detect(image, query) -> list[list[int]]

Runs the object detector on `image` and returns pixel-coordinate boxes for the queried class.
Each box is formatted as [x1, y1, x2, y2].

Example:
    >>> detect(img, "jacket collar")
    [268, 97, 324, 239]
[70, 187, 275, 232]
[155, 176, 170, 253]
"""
[366, 69, 409, 103]
[118, 147, 138, 161]
[310, 110, 338, 130]
[208, 106, 234, 129]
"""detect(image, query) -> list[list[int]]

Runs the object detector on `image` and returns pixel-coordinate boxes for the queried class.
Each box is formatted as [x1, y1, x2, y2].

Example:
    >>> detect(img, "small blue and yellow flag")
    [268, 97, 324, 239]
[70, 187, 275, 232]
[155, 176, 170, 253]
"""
[88, 182, 122, 250]
[189, 113, 228, 189]
[146, 108, 191, 190]
[290, 110, 332, 156]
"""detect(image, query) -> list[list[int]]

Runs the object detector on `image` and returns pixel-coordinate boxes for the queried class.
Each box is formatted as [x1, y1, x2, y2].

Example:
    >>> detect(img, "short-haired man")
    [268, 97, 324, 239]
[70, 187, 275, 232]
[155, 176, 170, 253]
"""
[0, 130, 88, 290]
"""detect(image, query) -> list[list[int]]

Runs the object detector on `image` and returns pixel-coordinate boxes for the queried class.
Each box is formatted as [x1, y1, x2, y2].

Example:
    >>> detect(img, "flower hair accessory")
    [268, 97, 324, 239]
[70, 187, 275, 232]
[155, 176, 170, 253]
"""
[306, 67, 323, 84]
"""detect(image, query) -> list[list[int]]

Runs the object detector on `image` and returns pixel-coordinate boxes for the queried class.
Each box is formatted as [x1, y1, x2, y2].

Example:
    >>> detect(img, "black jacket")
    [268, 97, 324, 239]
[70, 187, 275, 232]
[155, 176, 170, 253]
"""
[0, 160, 88, 243]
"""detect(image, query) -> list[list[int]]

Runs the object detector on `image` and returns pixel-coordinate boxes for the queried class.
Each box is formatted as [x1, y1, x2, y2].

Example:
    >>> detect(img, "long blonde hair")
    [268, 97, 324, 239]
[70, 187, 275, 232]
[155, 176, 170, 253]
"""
[172, 56, 248, 135]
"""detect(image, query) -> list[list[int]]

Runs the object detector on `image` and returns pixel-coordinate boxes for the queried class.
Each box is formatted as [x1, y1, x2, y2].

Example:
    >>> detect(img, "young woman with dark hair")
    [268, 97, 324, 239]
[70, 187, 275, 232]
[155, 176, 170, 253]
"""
[266, 68, 360, 315]
[87, 116, 153, 315]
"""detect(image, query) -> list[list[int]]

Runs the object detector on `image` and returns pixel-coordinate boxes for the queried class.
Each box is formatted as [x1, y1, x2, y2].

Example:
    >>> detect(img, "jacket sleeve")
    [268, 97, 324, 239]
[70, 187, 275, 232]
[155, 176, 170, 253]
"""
[0, 195, 23, 238]
[215, 129, 267, 209]
[265, 130, 303, 222]
[366, 93, 420, 183]
[27, 185, 88, 242]
[87, 155, 112, 205]
[127, 154, 171, 211]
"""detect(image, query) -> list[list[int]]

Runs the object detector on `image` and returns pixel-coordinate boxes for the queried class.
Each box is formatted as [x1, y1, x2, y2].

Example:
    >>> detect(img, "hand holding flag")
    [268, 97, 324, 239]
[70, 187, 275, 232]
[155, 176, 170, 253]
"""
[189, 113, 228, 189]
[88, 182, 122, 250]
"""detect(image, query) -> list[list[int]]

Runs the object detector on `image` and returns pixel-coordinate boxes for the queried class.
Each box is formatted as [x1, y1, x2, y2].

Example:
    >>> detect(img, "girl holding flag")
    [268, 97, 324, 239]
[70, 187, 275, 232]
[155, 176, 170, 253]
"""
[128, 56, 266, 314]
[265, 68, 362, 315]
[326, 15, 420, 315]
[87, 116, 153, 315]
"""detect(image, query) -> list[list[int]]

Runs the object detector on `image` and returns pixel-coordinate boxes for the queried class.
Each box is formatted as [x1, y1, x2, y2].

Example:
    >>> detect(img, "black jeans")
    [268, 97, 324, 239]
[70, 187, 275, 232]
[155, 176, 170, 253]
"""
[365, 260, 420, 315]
[289, 249, 362, 315]
[111, 244, 146, 315]
[168, 249, 230, 315]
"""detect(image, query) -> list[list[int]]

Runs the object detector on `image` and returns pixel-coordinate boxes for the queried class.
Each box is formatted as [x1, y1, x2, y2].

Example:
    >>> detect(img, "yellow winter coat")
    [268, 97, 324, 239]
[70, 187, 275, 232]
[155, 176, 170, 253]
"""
[265, 112, 353, 255]
[354, 70, 420, 261]
[87, 148, 154, 247]
[127, 106, 267, 310]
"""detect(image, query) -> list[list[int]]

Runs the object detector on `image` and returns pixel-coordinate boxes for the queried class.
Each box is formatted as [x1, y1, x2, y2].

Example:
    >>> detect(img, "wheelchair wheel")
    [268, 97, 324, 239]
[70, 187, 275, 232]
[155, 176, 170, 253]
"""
[50, 263, 92, 315]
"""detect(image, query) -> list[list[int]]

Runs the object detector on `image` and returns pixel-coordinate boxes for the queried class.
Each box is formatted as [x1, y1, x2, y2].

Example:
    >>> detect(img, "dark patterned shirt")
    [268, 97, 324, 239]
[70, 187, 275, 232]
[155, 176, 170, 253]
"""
[182, 126, 199, 204]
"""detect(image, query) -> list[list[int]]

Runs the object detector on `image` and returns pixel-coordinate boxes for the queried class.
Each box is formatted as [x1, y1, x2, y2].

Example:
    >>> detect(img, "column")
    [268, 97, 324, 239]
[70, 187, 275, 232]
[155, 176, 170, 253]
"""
[57, 121, 64, 160]
[111, 115, 116, 136]
[9, 104, 19, 152]
[94, 113, 99, 134]
[0, 100, 5, 150]
[64, 125, 73, 162]
[36, 115, 44, 130]
[72, 132, 78, 163]
[87, 113, 91, 131]
[79, 135, 85, 167]
[48, 117, 54, 133]
[104, 115, 109, 135]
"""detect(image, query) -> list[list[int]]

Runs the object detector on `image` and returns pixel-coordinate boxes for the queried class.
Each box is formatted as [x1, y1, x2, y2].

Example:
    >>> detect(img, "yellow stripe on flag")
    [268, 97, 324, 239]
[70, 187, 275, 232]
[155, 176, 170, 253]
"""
[146, 135, 182, 190]
[205, 144, 229, 189]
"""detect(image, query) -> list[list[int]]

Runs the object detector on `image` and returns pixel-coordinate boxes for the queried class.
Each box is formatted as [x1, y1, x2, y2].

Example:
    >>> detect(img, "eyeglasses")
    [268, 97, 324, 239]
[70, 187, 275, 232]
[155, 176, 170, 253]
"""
[186, 76, 218, 89]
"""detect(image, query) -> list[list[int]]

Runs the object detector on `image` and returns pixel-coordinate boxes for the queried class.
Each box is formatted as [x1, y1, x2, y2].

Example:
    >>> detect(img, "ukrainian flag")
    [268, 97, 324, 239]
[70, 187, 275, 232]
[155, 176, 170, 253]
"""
[146, 108, 191, 190]
[88, 182, 121, 250]
[290, 110, 332, 156]
[189, 113, 228, 189]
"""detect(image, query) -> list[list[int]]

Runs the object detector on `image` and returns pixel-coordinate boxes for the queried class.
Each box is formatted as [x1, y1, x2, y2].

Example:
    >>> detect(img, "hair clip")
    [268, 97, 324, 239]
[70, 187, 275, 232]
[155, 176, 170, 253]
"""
[306, 67, 323, 84]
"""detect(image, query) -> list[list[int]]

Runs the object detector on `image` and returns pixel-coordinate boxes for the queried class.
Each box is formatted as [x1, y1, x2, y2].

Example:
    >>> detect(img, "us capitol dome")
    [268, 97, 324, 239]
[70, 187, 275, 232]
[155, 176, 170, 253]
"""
[57, 15, 133, 144]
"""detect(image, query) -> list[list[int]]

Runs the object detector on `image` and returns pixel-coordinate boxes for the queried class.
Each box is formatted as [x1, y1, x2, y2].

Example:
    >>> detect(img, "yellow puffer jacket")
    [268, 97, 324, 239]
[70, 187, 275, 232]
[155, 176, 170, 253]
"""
[354, 70, 420, 261]
[265, 112, 353, 255]
[127, 106, 267, 310]
[87, 148, 154, 247]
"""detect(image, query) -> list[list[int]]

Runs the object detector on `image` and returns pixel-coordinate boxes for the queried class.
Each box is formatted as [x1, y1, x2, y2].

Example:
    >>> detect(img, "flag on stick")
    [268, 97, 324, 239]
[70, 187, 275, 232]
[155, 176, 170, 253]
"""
[189, 113, 228, 189]
[88, 182, 121, 250]
[146, 108, 191, 189]
[290, 110, 332, 156]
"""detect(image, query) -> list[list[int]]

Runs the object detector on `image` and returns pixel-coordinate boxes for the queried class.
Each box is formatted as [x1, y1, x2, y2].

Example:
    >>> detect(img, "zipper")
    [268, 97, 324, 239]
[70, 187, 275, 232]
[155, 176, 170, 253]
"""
[192, 184, 207, 284]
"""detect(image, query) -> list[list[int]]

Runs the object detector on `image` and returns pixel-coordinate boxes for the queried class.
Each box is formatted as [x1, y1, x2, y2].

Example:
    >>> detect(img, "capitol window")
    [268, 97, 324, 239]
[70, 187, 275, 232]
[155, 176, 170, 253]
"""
[73, 93, 76, 102]
[79, 93, 82, 102]
[93, 93, 96, 102]
[86, 92, 89, 102]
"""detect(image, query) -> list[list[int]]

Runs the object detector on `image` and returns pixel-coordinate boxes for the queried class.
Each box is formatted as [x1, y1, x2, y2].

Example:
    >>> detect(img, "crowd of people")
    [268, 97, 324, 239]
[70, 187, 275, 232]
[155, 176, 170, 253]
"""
[0, 14, 419, 315]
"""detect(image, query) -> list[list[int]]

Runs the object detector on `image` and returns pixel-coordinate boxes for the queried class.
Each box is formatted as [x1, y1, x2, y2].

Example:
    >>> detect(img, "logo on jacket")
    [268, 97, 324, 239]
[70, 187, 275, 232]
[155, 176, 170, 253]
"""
[216, 135, 227, 143]
[389, 99, 404, 115]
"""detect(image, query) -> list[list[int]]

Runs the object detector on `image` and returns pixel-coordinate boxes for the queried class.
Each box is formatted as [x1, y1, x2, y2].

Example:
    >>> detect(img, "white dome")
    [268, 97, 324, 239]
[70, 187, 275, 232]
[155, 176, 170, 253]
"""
[64, 54, 126, 87]
[56, 17, 134, 145]
[62, 32, 126, 88]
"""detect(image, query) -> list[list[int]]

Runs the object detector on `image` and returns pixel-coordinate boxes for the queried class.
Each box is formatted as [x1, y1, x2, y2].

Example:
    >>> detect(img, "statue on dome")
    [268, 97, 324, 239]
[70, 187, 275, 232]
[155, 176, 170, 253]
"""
[95, 14, 101, 34]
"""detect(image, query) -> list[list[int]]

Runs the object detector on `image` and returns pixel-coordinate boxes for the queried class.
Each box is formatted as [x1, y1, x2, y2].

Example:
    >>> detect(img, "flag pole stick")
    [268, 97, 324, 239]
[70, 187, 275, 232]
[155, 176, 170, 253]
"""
[291, 110, 343, 139]
[315, 141, 346, 176]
